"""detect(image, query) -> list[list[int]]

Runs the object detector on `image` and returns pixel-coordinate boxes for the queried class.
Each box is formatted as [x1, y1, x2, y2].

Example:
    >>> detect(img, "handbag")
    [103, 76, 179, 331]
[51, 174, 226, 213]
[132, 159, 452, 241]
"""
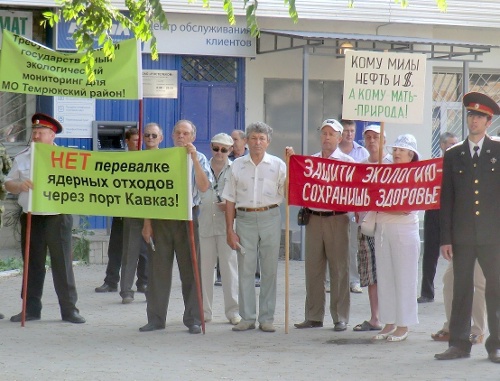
[297, 207, 310, 226]
[360, 211, 377, 237]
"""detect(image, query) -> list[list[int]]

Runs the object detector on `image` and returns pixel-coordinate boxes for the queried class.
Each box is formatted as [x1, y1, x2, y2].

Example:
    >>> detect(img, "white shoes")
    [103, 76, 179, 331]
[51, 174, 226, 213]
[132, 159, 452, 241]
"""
[387, 331, 409, 342]
[229, 316, 242, 325]
[372, 328, 397, 340]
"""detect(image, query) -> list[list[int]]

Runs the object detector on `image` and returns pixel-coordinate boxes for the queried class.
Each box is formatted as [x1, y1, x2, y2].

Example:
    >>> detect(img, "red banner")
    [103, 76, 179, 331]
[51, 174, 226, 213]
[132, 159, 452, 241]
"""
[288, 155, 442, 212]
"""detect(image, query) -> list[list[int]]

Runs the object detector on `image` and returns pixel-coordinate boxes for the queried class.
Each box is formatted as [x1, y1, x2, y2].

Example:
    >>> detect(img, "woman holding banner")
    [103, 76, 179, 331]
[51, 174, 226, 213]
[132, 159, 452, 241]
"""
[372, 134, 420, 342]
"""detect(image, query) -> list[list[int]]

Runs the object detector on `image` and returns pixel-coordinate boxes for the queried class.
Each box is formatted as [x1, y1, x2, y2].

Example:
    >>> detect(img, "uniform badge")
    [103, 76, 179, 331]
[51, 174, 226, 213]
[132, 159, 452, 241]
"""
[491, 158, 497, 164]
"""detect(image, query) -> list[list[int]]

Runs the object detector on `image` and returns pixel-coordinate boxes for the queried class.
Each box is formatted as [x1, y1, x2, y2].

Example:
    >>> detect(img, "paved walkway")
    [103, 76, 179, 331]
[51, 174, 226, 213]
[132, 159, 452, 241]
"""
[0, 256, 497, 380]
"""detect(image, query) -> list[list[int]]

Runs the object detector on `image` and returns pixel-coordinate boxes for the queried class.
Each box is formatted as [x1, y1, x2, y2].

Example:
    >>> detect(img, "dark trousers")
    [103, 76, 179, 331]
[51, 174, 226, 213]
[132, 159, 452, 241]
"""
[146, 213, 200, 328]
[450, 244, 500, 354]
[420, 209, 440, 299]
[20, 213, 78, 316]
[103, 217, 147, 288]
[120, 218, 148, 297]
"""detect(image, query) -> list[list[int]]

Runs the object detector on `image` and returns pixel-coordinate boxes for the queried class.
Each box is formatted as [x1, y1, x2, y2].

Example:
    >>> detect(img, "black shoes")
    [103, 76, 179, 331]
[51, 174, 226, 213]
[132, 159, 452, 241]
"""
[417, 296, 434, 303]
[10, 312, 41, 322]
[488, 349, 500, 364]
[0, 312, 4, 320]
[435, 346, 471, 360]
[95, 283, 118, 293]
[334, 322, 347, 331]
[294, 320, 323, 329]
[136, 284, 148, 293]
[188, 325, 201, 334]
[10, 311, 84, 323]
[62, 311, 86, 324]
[139, 323, 165, 332]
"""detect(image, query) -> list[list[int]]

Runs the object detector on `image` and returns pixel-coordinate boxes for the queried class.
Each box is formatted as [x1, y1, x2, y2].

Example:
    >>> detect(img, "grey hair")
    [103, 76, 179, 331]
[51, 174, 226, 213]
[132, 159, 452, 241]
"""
[245, 122, 273, 142]
[144, 122, 163, 136]
[173, 119, 197, 138]
[440, 131, 457, 144]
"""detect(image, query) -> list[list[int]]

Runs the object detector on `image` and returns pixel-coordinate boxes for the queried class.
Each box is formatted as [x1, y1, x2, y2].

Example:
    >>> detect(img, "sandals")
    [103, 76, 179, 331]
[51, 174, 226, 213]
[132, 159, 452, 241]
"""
[431, 330, 449, 341]
[353, 320, 382, 331]
[372, 328, 397, 340]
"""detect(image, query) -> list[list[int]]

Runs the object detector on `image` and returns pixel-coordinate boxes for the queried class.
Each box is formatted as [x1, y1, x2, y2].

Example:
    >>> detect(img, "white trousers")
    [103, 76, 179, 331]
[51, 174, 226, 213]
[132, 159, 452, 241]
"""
[200, 235, 239, 321]
[442, 259, 487, 335]
[375, 222, 420, 327]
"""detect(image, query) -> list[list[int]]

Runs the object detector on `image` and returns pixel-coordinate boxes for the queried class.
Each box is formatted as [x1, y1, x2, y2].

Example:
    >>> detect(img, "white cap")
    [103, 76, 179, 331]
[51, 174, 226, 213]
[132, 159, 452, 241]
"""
[320, 119, 343, 133]
[363, 124, 385, 137]
[387, 134, 419, 161]
[211, 133, 234, 146]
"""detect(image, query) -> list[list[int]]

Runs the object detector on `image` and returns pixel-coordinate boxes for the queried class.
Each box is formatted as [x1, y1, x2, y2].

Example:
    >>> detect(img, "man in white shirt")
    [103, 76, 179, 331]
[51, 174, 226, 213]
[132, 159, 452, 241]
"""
[223, 122, 286, 333]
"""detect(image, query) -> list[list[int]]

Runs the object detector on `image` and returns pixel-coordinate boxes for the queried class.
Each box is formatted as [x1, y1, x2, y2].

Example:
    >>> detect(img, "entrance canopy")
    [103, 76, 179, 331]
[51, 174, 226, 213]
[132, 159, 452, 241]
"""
[257, 29, 497, 62]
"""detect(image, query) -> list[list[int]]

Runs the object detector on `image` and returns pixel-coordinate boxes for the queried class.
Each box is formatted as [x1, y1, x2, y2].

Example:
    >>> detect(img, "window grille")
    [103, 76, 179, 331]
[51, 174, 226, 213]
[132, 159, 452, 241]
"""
[432, 71, 500, 157]
[182, 56, 238, 83]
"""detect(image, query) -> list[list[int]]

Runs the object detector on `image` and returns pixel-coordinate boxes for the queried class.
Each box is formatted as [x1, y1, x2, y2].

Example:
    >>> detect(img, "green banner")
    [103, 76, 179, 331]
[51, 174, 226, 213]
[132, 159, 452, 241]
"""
[30, 144, 191, 220]
[0, 30, 141, 99]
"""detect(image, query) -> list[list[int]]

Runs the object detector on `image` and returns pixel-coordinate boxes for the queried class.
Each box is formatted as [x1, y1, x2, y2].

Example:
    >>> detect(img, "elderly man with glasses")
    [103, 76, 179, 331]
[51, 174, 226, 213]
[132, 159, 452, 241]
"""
[199, 133, 240, 326]
[119, 123, 162, 304]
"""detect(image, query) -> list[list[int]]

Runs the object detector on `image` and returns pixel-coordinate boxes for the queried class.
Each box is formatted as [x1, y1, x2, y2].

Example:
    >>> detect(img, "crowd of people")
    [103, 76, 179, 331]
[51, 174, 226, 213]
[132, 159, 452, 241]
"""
[1, 90, 500, 364]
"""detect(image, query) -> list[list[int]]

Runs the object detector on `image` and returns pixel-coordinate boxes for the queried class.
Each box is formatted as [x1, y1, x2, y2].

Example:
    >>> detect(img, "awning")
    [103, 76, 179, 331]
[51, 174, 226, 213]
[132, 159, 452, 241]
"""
[257, 29, 496, 62]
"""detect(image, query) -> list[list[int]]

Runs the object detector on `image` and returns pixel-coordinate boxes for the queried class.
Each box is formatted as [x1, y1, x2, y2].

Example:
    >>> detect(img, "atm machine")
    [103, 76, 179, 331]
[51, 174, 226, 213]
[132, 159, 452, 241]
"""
[92, 120, 138, 151]
[91, 120, 138, 232]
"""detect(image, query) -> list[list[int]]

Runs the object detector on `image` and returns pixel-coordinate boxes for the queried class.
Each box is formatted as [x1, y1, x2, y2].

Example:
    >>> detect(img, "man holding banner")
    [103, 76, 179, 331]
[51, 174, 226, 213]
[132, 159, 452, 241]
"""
[140, 120, 211, 334]
[5, 113, 85, 324]
[291, 119, 354, 332]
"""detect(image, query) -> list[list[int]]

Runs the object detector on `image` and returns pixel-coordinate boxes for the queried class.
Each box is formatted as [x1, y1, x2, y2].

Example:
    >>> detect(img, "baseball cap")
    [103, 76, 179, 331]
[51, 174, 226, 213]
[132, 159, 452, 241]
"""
[211, 133, 234, 146]
[320, 119, 343, 134]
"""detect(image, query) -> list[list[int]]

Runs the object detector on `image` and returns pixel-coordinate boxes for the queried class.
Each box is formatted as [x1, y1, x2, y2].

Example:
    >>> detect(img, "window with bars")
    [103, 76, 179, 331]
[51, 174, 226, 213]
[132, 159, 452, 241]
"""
[181, 56, 238, 82]
[432, 71, 500, 157]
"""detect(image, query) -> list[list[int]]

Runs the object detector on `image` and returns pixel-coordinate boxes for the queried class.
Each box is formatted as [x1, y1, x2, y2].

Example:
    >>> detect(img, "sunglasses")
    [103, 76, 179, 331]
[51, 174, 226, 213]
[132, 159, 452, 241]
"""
[212, 146, 229, 153]
[144, 133, 158, 138]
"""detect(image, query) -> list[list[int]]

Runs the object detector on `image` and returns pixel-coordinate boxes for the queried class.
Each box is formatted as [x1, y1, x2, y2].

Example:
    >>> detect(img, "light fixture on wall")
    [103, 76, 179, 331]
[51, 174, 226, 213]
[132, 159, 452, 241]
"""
[338, 41, 354, 55]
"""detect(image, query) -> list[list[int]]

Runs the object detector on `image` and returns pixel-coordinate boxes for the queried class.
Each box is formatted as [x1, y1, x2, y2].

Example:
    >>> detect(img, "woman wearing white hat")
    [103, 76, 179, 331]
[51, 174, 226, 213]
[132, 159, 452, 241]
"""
[372, 134, 420, 342]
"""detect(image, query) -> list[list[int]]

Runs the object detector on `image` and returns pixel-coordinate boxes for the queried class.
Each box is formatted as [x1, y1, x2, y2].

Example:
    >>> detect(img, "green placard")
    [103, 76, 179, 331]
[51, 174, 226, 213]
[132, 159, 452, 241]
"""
[31, 144, 191, 220]
[0, 30, 141, 99]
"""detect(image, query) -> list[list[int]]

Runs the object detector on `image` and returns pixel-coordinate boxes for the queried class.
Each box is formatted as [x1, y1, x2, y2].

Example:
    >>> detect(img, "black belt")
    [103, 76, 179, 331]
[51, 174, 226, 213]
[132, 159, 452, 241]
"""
[309, 210, 347, 217]
[237, 204, 279, 212]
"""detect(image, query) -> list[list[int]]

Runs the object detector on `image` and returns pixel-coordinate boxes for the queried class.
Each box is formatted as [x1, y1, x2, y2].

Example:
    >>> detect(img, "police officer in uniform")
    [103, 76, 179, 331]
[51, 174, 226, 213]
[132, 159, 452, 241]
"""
[5, 113, 85, 324]
[436, 92, 500, 363]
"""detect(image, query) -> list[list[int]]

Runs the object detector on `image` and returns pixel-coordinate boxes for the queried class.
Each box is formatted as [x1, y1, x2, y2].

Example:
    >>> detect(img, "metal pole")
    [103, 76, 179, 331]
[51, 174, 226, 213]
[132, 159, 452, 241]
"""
[300, 46, 311, 261]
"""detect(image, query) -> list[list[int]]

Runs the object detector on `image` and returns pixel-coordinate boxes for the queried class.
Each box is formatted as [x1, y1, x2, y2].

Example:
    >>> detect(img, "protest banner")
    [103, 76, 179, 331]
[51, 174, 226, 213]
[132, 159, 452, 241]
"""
[30, 144, 191, 220]
[288, 155, 442, 212]
[342, 50, 427, 124]
[0, 30, 141, 100]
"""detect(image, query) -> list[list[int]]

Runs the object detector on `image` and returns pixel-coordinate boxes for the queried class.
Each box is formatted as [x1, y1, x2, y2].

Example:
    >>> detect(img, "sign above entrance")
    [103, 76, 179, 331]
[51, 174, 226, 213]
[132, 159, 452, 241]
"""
[342, 50, 427, 124]
[143, 14, 255, 57]
[56, 13, 255, 58]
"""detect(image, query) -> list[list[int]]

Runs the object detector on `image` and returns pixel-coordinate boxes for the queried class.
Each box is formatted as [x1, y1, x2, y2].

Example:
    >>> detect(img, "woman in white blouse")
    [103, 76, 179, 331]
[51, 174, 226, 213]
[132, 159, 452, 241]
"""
[373, 134, 421, 342]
